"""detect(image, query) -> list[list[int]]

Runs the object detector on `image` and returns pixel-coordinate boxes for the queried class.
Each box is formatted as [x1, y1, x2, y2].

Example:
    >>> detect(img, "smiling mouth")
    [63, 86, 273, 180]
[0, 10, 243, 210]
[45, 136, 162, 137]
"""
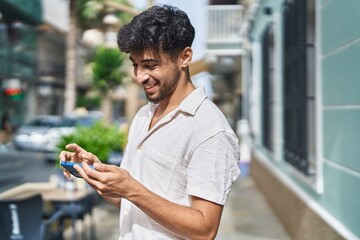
[143, 80, 159, 91]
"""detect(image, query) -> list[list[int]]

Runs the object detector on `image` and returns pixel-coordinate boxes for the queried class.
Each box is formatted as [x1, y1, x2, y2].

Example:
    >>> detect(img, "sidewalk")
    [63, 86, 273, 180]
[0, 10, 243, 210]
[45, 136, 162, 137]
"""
[64, 175, 290, 240]
[216, 176, 290, 240]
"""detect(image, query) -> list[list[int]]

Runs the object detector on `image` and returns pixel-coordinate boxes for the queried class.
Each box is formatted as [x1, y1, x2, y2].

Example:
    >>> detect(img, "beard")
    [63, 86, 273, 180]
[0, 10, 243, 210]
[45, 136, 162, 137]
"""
[146, 70, 181, 104]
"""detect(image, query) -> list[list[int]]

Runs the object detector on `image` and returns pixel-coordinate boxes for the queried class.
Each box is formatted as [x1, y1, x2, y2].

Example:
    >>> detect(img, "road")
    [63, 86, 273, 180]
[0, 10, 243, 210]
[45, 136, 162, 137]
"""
[0, 145, 59, 192]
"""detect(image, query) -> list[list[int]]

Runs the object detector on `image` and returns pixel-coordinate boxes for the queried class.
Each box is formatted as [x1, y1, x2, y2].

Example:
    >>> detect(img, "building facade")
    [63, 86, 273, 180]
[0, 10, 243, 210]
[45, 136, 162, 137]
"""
[241, 0, 360, 239]
[0, 0, 91, 131]
[0, 0, 42, 128]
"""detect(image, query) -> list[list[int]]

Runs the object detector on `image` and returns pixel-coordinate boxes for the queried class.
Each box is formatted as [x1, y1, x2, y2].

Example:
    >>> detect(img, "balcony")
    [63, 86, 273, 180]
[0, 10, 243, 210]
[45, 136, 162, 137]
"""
[207, 5, 244, 56]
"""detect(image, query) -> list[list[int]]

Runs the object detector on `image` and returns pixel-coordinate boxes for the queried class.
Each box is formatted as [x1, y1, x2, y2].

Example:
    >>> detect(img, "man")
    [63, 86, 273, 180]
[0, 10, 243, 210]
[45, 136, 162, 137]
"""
[60, 5, 240, 239]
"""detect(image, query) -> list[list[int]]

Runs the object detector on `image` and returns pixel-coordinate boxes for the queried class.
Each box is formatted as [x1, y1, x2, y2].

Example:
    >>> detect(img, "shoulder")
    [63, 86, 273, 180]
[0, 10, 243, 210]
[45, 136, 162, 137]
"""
[196, 99, 233, 132]
[187, 98, 238, 148]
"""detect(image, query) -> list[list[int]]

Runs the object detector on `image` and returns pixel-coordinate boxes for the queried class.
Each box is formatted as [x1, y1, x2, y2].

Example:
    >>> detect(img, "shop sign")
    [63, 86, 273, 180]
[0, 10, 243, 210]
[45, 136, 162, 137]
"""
[2, 78, 23, 100]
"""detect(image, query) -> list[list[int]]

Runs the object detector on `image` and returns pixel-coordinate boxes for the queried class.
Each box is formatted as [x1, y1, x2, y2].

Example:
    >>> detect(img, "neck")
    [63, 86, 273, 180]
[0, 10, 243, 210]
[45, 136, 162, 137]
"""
[157, 77, 195, 114]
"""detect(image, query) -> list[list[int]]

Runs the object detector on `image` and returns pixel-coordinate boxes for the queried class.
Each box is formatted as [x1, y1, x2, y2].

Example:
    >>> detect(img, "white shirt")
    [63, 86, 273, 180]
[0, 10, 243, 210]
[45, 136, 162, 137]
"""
[119, 87, 241, 239]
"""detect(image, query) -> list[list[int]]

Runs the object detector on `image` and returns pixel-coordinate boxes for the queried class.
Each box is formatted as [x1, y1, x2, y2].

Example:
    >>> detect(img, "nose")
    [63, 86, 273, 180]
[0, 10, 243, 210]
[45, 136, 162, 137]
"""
[135, 68, 150, 84]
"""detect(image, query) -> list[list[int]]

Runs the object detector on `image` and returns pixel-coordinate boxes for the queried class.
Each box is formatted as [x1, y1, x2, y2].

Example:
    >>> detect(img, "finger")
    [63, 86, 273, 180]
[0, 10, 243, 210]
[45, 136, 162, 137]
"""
[59, 160, 73, 179]
[63, 170, 71, 179]
[59, 151, 73, 161]
[93, 162, 114, 172]
[74, 163, 101, 188]
[73, 162, 100, 181]
[79, 152, 98, 165]
[82, 162, 106, 182]
[73, 164, 88, 179]
[65, 143, 88, 154]
[79, 152, 96, 165]
[82, 162, 96, 174]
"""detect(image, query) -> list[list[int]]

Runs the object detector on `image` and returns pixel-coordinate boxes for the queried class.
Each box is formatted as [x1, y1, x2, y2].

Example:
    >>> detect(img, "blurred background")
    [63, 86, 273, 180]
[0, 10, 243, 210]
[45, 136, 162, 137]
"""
[0, 0, 359, 239]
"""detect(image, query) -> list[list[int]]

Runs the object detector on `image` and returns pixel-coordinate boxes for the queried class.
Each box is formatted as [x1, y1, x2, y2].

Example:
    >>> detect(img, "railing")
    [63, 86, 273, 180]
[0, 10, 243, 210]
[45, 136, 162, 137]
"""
[207, 5, 244, 45]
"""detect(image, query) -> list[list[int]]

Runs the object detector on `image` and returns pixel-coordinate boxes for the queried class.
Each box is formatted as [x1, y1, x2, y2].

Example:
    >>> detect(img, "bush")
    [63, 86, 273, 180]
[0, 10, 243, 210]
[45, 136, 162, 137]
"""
[57, 121, 127, 164]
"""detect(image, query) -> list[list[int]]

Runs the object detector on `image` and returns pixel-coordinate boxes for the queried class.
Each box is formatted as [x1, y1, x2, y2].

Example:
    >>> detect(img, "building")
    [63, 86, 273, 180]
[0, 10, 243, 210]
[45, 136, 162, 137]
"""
[37, 0, 88, 118]
[241, 0, 360, 239]
[0, 0, 42, 128]
[0, 0, 91, 130]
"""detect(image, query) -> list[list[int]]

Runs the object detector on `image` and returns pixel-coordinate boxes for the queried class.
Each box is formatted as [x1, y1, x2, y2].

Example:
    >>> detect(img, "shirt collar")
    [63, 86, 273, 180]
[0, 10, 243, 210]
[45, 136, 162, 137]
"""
[178, 87, 207, 116]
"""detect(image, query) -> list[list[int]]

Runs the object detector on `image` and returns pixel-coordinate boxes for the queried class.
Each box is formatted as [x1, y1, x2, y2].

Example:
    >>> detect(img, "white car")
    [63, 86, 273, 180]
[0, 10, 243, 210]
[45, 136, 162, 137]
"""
[12, 113, 102, 161]
[12, 115, 66, 152]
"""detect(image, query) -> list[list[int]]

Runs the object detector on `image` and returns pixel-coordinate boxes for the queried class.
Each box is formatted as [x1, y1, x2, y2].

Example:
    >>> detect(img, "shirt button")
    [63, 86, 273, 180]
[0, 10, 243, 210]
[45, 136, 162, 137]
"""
[125, 206, 131, 213]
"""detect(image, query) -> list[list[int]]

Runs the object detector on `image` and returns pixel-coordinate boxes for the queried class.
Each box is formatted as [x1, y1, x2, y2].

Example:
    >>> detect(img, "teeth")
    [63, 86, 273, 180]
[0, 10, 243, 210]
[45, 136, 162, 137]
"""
[144, 84, 154, 89]
[144, 81, 157, 89]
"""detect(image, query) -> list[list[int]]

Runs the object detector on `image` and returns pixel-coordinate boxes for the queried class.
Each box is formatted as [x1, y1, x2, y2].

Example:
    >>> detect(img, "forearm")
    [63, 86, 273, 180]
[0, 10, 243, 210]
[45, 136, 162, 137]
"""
[103, 195, 121, 208]
[127, 182, 222, 239]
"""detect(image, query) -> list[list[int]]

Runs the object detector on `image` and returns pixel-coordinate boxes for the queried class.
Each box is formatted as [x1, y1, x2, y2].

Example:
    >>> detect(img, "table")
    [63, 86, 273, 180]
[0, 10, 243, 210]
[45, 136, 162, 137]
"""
[0, 182, 97, 240]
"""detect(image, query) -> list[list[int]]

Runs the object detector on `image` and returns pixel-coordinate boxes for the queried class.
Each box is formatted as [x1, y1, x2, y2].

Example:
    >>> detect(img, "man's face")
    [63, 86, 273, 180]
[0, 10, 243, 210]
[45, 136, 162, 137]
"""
[129, 50, 181, 104]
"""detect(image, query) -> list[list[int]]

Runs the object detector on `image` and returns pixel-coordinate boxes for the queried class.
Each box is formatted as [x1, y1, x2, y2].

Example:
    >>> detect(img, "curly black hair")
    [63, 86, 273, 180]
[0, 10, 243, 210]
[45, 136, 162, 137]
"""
[117, 4, 195, 57]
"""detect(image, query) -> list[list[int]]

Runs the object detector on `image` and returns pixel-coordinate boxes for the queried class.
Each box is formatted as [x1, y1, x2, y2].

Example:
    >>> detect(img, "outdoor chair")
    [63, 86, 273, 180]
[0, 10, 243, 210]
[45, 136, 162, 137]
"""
[0, 194, 65, 240]
[55, 190, 101, 240]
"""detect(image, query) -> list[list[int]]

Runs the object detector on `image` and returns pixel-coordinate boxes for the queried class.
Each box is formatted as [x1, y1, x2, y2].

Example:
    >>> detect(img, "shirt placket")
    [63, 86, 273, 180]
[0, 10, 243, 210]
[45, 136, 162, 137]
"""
[137, 112, 176, 150]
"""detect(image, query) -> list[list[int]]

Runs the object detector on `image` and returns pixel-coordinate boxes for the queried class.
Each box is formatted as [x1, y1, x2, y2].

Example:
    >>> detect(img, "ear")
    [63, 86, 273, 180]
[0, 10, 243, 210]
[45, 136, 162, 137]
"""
[180, 47, 193, 68]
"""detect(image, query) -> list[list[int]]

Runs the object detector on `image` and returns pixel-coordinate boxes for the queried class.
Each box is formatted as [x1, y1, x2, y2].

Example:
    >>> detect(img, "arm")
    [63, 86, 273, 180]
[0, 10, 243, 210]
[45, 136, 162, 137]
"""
[129, 181, 223, 240]
[77, 162, 223, 240]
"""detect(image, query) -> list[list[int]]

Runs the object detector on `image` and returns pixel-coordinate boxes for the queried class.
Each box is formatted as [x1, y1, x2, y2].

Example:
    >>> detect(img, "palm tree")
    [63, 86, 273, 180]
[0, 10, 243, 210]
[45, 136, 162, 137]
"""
[91, 46, 126, 124]
[63, 0, 135, 115]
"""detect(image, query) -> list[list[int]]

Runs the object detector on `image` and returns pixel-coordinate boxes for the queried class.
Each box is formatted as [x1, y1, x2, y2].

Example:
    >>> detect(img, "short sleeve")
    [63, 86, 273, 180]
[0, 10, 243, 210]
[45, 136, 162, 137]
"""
[187, 132, 241, 205]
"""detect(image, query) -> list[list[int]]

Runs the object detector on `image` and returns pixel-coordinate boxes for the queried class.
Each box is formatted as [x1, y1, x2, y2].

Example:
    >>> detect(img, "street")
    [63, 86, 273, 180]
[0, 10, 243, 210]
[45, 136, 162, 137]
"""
[0, 145, 59, 192]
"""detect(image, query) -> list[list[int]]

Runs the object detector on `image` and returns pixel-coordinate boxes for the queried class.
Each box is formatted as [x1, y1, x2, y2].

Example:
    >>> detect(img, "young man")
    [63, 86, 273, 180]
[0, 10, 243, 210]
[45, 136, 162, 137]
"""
[60, 5, 240, 239]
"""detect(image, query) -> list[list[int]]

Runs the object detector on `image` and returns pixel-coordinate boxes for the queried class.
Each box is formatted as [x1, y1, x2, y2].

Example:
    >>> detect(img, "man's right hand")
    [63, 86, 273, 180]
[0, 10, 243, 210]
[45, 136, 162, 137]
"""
[59, 143, 101, 178]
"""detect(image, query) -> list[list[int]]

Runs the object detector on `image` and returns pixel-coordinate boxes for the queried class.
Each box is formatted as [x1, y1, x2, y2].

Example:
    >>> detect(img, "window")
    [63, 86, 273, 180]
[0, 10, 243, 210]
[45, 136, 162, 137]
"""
[261, 24, 275, 151]
[282, 0, 316, 176]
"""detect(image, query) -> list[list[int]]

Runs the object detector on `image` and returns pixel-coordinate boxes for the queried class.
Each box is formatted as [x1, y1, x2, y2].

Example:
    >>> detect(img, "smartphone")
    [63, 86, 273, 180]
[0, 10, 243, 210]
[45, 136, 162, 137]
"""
[60, 161, 94, 178]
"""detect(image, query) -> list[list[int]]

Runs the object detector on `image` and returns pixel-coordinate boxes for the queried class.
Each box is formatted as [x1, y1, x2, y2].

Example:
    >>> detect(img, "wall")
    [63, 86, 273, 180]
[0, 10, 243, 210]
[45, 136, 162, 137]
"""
[320, 0, 360, 236]
[245, 0, 360, 239]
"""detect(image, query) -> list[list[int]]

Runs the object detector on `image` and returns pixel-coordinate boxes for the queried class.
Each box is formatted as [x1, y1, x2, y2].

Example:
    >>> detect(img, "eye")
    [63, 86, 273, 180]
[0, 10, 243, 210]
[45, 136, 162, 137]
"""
[146, 64, 157, 70]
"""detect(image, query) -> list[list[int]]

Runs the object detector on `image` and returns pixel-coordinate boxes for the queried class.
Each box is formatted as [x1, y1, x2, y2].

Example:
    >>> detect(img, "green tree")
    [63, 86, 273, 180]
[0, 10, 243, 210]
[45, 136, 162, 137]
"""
[64, 0, 136, 114]
[91, 46, 126, 124]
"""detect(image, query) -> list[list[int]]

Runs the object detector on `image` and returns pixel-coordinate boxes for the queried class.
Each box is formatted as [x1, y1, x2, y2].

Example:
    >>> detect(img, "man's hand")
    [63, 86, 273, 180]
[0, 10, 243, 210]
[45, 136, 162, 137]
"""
[74, 161, 135, 207]
[59, 143, 101, 178]
[75, 162, 132, 197]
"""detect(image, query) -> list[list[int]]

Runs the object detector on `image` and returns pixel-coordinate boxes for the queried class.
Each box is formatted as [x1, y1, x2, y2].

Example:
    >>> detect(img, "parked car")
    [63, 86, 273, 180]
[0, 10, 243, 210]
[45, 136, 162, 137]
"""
[12, 115, 65, 152]
[12, 113, 102, 161]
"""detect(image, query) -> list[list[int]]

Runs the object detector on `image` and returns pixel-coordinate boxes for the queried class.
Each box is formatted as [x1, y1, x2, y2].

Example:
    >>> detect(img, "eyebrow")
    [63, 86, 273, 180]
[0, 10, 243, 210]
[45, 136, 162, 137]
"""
[129, 57, 160, 64]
